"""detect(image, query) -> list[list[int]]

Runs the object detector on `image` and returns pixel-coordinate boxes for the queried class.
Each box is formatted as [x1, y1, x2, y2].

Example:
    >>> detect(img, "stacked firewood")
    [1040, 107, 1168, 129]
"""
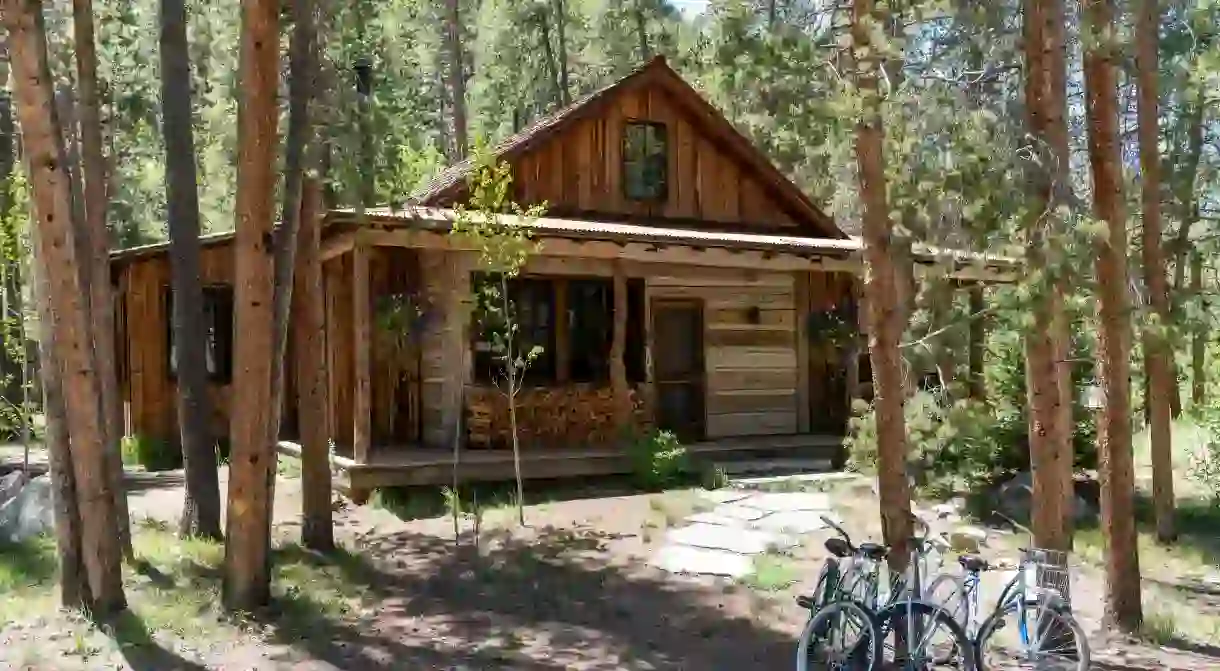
[466, 384, 650, 449]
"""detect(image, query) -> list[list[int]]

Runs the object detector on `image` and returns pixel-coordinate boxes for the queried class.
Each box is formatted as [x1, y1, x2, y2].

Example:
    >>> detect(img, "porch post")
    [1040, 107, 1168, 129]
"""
[352, 241, 371, 464]
[611, 261, 630, 432]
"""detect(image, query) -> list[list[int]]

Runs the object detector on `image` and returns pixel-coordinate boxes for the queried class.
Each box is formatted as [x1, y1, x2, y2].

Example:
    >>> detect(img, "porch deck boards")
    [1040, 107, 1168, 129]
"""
[329, 434, 843, 489]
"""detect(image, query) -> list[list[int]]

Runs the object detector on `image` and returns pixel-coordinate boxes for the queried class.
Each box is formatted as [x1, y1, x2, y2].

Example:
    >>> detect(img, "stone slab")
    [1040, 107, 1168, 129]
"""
[687, 512, 751, 527]
[666, 522, 791, 555]
[750, 510, 832, 535]
[698, 489, 751, 505]
[651, 544, 754, 578]
[708, 503, 769, 522]
[738, 492, 833, 513]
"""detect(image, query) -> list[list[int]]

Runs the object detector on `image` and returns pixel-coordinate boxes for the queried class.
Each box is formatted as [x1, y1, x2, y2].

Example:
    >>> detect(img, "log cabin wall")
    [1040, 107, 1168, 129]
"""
[509, 86, 802, 232]
[647, 266, 799, 439]
[115, 239, 295, 446]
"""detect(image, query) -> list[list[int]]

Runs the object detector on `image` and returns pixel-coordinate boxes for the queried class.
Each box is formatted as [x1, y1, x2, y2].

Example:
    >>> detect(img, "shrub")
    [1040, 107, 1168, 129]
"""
[1188, 406, 1220, 503]
[121, 434, 182, 472]
[628, 430, 689, 491]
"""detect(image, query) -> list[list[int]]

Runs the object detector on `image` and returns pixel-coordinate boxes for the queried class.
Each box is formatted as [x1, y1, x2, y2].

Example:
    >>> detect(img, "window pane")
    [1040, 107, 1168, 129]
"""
[623, 122, 667, 201]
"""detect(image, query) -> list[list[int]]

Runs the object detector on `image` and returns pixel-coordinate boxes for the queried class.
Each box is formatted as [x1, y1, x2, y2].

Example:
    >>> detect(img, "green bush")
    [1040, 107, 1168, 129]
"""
[628, 430, 690, 491]
[121, 434, 182, 472]
[1188, 406, 1220, 503]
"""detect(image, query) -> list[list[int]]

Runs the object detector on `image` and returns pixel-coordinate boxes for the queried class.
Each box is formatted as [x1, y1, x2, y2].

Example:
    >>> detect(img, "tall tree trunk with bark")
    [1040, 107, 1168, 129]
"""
[1136, 0, 1175, 544]
[851, 0, 912, 568]
[1191, 252, 1204, 406]
[160, 0, 222, 540]
[31, 226, 87, 608]
[1022, 0, 1075, 557]
[72, 0, 130, 558]
[554, 0, 569, 106]
[223, 0, 281, 612]
[1082, 0, 1142, 632]
[5, 0, 126, 614]
[444, 0, 467, 159]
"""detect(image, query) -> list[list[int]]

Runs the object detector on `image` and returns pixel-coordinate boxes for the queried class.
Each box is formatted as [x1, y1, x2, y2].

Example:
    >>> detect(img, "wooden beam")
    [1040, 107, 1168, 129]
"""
[351, 243, 371, 464]
[319, 231, 355, 261]
[795, 271, 811, 432]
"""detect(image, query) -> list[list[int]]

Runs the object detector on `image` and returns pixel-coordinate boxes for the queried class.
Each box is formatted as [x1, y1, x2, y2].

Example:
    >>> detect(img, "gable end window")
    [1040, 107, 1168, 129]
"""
[623, 121, 668, 202]
[166, 285, 235, 384]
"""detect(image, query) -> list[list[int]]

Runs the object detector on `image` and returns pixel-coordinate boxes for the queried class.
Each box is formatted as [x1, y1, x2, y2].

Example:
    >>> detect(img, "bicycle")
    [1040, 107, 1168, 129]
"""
[924, 547, 1090, 671]
[797, 517, 976, 670]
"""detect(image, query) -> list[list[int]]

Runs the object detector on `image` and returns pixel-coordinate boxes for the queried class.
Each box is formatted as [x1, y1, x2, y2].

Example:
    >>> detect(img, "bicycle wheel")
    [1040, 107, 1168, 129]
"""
[923, 573, 968, 627]
[975, 601, 1089, 671]
[875, 600, 977, 671]
[796, 600, 882, 671]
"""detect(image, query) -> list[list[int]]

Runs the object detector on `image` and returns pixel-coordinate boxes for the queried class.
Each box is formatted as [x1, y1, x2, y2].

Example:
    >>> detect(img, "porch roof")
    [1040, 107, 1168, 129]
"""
[326, 206, 1022, 279]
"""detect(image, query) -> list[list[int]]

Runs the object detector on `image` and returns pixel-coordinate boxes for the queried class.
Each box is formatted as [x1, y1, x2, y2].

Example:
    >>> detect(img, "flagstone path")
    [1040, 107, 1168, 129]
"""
[649, 485, 843, 579]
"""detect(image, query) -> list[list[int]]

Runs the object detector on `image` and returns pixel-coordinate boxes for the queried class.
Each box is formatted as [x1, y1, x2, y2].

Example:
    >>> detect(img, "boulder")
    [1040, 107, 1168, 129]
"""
[950, 525, 988, 552]
[996, 472, 1098, 525]
[0, 469, 28, 507]
[0, 474, 53, 543]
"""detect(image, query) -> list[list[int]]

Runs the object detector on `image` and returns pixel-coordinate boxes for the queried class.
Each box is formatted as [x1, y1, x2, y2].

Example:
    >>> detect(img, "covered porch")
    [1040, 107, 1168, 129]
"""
[311, 207, 1017, 491]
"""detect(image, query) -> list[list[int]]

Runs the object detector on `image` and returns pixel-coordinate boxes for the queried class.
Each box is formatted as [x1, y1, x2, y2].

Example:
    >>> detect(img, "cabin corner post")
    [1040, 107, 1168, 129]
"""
[795, 270, 811, 433]
[351, 242, 372, 465]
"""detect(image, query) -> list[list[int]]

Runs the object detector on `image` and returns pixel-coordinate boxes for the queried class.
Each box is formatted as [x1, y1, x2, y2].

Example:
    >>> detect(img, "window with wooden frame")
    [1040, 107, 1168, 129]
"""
[623, 121, 668, 202]
[472, 275, 557, 385]
[566, 278, 646, 383]
[165, 285, 235, 384]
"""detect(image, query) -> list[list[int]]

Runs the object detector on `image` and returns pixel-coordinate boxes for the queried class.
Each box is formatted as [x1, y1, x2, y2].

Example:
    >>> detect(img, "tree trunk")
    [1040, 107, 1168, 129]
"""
[160, 0, 222, 540]
[1191, 252, 1204, 406]
[1169, 91, 1203, 419]
[1022, 0, 1074, 557]
[72, 0, 130, 559]
[852, 0, 912, 570]
[1136, 0, 1175, 544]
[554, 0, 569, 106]
[444, 0, 467, 159]
[5, 0, 126, 614]
[223, 0, 280, 612]
[1082, 0, 1142, 632]
[31, 225, 87, 609]
[293, 176, 332, 551]
[611, 262, 630, 431]
[634, 0, 650, 61]
[967, 284, 985, 400]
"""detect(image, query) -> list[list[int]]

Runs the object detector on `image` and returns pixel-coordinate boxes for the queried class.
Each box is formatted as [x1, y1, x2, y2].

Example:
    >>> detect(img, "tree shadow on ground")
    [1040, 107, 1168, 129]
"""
[0, 536, 58, 588]
[370, 474, 662, 522]
[104, 611, 209, 671]
[253, 526, 798, 670]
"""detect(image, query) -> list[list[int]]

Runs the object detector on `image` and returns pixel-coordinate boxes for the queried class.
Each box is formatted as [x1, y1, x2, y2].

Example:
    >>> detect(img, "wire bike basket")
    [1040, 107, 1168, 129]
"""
[1018, 547, 1072, 604]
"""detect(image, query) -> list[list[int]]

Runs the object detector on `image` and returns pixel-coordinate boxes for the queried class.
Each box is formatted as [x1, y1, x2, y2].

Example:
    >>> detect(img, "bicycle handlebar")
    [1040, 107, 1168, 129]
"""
[820, 514, 856, 551]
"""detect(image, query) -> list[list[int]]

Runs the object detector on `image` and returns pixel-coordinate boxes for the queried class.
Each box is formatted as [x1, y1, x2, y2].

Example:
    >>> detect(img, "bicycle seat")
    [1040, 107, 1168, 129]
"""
[796, 594, 816, 610]
[824, 537, 852, 558]
[858, 542, 888, 561]
[958, 554, 989, 572]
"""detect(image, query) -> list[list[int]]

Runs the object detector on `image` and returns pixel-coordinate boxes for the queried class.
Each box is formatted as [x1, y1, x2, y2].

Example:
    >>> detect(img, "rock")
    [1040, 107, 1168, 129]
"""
[739, 492, 832, 513]
[698, 489, 751, 505]
[750, 510, 832, 535]
[0, 474, 54, 542]
[666, 523, 795, 554]
[707, 503, 768, 522]
[950, 526, 988, 552]
[650, 544, 754, 578]
[997, 472, 1097, 524]
[0, 470, 27, 506]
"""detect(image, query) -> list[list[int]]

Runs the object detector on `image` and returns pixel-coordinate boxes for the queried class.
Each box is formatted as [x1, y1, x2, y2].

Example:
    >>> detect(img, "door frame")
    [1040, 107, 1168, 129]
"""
[649, 298, 706, 442]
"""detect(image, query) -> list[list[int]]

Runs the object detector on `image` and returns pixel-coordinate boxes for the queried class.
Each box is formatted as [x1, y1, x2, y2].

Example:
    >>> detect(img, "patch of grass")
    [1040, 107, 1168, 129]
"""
[647, 490, 710, 528]
[0, 535, 58, 621]
[739, 552, 800, 593]
[277, 455, 302, 479]
[371, 483, 520, 523]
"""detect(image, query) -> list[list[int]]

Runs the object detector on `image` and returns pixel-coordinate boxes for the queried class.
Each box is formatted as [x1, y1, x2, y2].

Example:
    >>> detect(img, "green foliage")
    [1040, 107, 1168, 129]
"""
[1187, 406, 1220, 504]
[628, 429, 689, 491]
[121, 434, 182, 472]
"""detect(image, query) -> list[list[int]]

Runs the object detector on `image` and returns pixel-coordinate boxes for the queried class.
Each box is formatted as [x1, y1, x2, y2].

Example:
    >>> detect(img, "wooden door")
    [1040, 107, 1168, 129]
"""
[652, 300, 705, 442]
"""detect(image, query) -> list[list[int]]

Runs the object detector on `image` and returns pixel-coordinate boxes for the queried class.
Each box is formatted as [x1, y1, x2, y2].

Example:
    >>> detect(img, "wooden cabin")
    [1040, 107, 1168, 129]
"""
[109, 56, 1016, 492]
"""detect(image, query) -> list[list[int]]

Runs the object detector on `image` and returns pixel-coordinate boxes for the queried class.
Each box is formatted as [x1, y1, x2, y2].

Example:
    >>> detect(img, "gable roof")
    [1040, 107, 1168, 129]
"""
[411, 56, 844, 239]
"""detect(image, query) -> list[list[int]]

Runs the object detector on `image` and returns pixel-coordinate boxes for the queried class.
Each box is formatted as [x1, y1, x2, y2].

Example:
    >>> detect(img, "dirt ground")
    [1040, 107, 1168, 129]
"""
[3, 453, 1220, 670]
